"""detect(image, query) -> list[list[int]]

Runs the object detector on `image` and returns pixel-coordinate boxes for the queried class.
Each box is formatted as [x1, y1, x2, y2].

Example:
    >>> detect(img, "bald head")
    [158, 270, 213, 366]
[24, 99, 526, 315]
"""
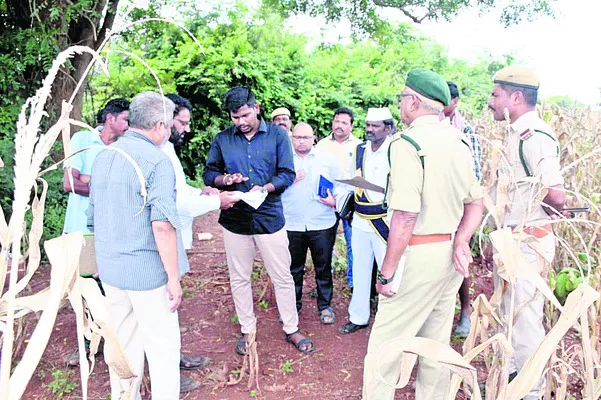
[291, 123, 315, 156]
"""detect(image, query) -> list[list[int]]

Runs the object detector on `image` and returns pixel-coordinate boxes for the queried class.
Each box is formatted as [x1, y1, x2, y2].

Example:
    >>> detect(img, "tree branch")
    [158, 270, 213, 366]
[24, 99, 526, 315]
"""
[97, 0, 120, 48]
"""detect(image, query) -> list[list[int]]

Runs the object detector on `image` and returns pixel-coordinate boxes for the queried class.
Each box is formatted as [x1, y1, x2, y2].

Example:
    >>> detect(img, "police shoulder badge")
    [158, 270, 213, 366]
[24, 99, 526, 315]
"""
[519, 128, 534, 141]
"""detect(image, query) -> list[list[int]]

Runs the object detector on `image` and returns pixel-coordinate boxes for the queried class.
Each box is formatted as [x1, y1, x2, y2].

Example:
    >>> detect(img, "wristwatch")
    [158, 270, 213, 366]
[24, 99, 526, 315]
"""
[377, 271, 395, 285]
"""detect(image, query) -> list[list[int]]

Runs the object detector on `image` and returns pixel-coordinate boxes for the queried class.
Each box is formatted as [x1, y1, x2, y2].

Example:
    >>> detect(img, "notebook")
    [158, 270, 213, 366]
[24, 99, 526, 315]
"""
[317, 175, 334, 198]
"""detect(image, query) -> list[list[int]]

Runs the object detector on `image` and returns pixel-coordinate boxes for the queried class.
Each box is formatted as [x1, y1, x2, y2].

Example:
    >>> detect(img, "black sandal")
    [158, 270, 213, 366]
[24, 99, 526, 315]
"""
[285, 330, 314, 353]
[338, 322, 368, 335]
[235, 334, 249, 356]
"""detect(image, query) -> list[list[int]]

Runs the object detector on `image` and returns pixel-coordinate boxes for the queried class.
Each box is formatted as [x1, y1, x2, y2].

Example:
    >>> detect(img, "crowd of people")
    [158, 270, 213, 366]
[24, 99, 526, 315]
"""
[63, 65, 565, 400]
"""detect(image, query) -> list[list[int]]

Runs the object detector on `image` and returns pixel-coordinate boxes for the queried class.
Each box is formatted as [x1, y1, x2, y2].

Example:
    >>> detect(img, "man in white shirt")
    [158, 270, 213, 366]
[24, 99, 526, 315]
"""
[163, 94, 239, 393]
[339, 108, 394, 334]
[282, 123, 344, 324]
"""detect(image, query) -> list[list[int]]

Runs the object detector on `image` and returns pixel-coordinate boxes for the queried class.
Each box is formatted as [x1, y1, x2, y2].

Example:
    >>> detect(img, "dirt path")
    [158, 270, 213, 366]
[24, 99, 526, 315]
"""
[21, 211, 493, 399]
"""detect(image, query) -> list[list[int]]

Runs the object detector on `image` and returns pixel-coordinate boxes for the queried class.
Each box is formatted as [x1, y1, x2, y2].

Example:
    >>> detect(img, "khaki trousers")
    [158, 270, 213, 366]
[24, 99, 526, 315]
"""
[103, 283, 180, 400]
[495, 233, 556, 400]
[363, 241, 463, 400]
[222, 227, 299, 335]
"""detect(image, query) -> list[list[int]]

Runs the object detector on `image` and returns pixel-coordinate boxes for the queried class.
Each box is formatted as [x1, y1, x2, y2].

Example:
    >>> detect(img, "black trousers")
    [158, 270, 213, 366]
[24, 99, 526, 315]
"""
[287, 226, 335, 312]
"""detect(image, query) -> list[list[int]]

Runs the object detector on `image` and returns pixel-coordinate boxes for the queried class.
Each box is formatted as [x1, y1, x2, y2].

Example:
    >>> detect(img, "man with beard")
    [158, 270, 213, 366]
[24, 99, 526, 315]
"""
[162, 93, 240, 393]
[271, 107, 293, 134]
[204, 87, 314, 355]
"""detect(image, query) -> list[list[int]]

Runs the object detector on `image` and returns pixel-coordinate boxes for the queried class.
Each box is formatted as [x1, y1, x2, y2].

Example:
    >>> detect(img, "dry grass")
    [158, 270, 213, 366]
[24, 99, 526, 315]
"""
[365, 105, 601, 399]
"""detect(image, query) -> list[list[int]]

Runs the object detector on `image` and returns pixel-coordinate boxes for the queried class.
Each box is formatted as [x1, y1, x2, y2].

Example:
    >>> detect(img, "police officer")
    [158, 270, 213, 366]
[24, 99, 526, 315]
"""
[362, 69, 484, 400]
[487, 65, 565, 399]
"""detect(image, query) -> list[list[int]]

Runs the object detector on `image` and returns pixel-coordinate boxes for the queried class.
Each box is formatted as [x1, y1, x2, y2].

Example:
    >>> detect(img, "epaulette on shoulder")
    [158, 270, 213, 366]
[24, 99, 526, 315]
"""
[519, 128, 535, 141]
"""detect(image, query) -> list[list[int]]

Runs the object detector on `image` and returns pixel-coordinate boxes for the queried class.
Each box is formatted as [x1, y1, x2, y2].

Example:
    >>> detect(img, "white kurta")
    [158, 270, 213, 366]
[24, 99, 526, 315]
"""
[162, 141, 220, 249]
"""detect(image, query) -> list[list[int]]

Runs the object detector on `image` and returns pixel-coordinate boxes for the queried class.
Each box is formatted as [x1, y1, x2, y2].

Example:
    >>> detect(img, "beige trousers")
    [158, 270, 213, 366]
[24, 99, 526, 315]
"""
[103, 283, 181, 400]
[495, 233, 556, 400]
[363, 241, 463, 400]
[222, 227, 299, 335]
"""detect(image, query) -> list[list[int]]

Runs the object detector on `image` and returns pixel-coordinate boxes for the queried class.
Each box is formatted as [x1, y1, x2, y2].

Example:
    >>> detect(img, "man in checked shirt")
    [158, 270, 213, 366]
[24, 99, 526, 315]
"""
[442, 81, 483, 338]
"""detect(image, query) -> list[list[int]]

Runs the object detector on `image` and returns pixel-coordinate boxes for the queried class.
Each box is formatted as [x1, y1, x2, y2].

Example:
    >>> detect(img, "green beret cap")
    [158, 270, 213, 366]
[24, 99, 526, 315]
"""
[493, 66, 539, 89]
[405, 69, 451, 106]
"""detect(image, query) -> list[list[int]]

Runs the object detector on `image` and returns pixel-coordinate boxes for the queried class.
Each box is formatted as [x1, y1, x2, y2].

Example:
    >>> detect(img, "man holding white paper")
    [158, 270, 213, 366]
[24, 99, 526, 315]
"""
[339, 108, 394, 334]
[203, 87, 314, 355]
[282, 123, 344, 324]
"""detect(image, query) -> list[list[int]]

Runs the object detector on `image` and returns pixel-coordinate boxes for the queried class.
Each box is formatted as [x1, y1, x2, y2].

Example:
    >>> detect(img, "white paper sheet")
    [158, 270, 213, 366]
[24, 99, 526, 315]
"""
[233, 190, 268, 210]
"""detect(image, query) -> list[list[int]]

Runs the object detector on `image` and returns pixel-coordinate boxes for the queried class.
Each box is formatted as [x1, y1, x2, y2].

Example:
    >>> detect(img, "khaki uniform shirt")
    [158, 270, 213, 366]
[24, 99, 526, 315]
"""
[316, 133, 362, 179]
[496, 111, 563, 227]
[387, 115, 483, 235]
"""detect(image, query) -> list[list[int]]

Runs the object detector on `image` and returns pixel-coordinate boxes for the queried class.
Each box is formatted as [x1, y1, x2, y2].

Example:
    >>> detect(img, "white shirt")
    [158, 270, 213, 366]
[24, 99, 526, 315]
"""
[353, 136, 392, 232]
[282, 147, 344, 232]
[162, 141, 220, 249]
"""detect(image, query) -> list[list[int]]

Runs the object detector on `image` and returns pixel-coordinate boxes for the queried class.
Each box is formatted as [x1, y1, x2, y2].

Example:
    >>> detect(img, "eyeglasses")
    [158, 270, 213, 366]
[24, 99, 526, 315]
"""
[396, 93, 422, 104]
[174, 118, 191, 128]
[291, 136, 313, 141]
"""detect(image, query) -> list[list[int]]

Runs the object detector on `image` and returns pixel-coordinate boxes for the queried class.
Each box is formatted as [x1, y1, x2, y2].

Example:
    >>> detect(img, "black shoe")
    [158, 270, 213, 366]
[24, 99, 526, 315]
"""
[180, 375, 200, 393]
[338, 321, 369, 334]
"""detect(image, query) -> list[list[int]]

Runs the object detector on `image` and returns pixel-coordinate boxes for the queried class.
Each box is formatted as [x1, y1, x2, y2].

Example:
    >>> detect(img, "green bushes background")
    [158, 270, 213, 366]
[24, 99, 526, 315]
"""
[0, 3, 506, 246]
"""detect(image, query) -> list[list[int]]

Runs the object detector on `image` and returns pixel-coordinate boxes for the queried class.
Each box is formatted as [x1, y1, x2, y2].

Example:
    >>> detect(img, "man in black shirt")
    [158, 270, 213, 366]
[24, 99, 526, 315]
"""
[204, 87, 314, 354]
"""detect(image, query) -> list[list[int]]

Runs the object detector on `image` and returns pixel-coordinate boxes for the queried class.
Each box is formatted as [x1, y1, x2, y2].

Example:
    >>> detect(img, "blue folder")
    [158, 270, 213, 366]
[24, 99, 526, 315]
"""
[317, 175, 334, 198]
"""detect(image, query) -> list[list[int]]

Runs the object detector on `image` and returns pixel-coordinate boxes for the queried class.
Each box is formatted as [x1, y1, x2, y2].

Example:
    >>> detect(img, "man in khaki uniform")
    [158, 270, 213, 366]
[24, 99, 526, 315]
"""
[488, 66, 565, 399]
[362, 69, 484, 400]
[271, 107, 293, 134]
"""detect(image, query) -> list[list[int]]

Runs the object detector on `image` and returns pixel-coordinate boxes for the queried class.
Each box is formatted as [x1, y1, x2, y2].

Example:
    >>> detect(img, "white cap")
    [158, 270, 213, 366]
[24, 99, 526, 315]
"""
[366, 107, 393, 122]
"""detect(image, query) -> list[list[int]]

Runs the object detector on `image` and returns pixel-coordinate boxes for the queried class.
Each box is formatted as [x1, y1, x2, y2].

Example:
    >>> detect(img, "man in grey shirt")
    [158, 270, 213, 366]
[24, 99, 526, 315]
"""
[88, 92, 185, 399]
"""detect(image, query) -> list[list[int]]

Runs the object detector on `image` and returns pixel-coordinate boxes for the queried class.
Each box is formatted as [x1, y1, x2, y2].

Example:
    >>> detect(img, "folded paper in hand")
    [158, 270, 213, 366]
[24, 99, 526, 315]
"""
[234, 190, 268, 210]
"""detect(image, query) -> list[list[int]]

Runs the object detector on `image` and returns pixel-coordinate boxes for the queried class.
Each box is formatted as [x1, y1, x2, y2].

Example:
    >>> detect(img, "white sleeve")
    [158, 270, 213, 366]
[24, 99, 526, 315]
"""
[176, 189, 221, 218]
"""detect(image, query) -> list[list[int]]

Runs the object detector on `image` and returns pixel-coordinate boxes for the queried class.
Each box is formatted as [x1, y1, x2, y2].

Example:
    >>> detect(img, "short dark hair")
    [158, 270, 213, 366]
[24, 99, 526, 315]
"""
[165, 93, 192, 115]
[447, 81, 460, 99]
[224, 87, 256, 113]
[334, 107, 354, 124]
[500, 83, 538, 106]
[98, 98, 130, 124]
[383, 118, 395, 131]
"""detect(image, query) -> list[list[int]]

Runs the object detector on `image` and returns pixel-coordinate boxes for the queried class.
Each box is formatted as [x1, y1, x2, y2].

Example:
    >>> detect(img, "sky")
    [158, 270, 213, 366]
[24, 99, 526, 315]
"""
[289, 0, 601, 105]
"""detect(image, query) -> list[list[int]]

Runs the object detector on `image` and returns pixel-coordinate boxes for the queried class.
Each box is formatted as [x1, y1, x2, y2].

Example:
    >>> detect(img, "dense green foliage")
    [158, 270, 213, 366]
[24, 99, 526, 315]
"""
[0, 0, 509, 244]
[264, 0, 557, 34]
[92, 4, 506, 178]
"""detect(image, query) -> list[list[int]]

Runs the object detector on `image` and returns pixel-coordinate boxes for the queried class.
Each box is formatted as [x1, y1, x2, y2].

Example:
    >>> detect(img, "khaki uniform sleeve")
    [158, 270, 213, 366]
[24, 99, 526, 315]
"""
[524, 133, 564, 187]
[464, 174, 484, 204]
[387, 140, 423, 213]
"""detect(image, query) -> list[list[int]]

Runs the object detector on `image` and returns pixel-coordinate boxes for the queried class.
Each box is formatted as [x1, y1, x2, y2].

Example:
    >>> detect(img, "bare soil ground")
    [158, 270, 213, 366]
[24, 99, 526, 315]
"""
[19, 211, 494, 399]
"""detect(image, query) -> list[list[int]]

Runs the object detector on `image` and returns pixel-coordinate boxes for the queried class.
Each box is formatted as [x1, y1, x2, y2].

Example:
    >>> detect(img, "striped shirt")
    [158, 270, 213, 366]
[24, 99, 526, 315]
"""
[87, 131, 189, 291]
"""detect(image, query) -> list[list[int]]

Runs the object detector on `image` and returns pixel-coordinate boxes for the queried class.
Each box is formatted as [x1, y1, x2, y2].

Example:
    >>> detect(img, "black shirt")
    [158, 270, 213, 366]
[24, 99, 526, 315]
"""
[203, 119, 295, 235]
